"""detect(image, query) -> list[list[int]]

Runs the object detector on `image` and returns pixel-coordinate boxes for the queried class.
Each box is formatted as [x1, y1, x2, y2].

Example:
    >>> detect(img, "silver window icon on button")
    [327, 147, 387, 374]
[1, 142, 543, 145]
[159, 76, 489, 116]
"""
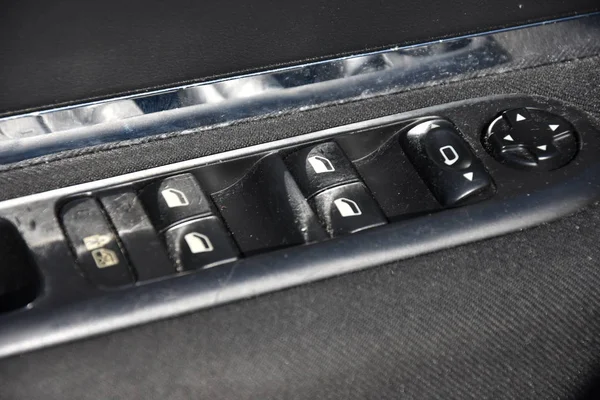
[161, 188, 190, 208]
[334, 198, 362, 217]
[308, 156, 335, 174]
[184, 232, 214, 253]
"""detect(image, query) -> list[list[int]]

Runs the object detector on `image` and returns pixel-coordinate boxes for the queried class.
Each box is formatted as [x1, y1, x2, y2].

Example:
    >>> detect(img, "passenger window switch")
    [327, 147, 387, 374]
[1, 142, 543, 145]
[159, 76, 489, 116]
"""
[140, 173, 213, 232]
[164, 216, 239, 271]
[311, 182, 387, 237]
[285, 142, 359, 198]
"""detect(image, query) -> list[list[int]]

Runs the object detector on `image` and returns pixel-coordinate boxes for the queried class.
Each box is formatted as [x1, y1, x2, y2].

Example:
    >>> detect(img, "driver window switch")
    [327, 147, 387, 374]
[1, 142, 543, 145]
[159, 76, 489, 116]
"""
[140, 173, 213, 232]
[310, 182, 387, 237]
[285, 141, 360, 198]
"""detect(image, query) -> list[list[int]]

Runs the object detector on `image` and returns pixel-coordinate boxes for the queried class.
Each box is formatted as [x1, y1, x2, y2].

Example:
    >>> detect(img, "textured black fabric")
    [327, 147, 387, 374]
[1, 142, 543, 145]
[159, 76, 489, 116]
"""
[0, 0, 598, 116]
[2, 203, 600, 399]
[0, 55, 600, 400]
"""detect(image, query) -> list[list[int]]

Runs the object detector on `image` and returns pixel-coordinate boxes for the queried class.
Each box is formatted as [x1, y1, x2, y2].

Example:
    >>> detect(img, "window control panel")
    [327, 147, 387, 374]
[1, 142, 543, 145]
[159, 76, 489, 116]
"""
[56, 103, 585, 287]
[1, 95, 599, 357]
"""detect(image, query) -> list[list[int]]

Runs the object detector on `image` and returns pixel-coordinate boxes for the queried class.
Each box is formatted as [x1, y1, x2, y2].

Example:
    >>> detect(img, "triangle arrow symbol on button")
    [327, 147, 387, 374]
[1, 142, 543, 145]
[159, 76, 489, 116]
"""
[463, 172, 474, 181]
[537, 145, 547, 151]
[504, 135, 514, 141]
[549, 124, 559, 131]
[516, 113, 526, 121]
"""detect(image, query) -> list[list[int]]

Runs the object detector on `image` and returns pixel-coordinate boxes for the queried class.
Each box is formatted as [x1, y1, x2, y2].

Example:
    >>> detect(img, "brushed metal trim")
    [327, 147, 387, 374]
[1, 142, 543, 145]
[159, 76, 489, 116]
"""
[0, 13, 598, 163]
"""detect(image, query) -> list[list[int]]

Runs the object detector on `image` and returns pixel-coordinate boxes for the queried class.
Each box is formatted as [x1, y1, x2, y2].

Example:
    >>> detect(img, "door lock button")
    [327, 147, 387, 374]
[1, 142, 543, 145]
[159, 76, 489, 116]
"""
[140, 173, 213, 231]
[164, 216, 239, 271]
[61, 198, 134, 287]
[311, 182, 386, 237]
[401, 119, 494, 207]
[285, 142, 359, 198]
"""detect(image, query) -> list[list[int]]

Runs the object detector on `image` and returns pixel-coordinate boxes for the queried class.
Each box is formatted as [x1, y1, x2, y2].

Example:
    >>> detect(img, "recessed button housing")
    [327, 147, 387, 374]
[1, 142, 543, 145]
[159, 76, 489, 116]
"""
[484, 108, 578, 170]
[206, 155, 327, 255]
[101, 191, 175, 281]
[285, 142, 359, 198]
[140, 173, 213, 231]
[164, 216, 239, 271]
[310, 182, 387, 237]
[61, 198, 134, 287]
[400, 119, 494, 207]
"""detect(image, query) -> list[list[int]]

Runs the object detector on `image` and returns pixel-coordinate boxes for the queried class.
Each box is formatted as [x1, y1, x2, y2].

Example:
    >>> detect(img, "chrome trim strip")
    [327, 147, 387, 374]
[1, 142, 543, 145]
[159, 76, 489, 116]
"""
[0, 111, 417, 210]
[0, 13, 598, 164]
[0, 12, 592, 120]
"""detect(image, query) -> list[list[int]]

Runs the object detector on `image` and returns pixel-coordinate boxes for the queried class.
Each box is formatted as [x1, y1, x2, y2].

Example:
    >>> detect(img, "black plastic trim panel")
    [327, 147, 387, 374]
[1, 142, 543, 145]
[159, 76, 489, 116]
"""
[0, 94, 598, 358]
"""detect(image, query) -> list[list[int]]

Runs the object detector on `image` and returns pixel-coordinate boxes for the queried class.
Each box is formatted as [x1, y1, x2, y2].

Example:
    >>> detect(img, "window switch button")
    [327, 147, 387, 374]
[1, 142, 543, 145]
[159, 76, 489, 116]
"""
[285, 142, 359, 198]
[60, 198, 134, 288]
[164, 216, 239, 272]
[140, 173, 213, 232]
[311, 182, 387, 237]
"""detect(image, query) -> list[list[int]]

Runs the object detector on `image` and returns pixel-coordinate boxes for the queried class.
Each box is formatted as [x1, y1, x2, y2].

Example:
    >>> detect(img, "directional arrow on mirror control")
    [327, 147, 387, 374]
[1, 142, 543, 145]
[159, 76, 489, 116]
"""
[486, 109, 577, 171]
[463, 172, 474, 181]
